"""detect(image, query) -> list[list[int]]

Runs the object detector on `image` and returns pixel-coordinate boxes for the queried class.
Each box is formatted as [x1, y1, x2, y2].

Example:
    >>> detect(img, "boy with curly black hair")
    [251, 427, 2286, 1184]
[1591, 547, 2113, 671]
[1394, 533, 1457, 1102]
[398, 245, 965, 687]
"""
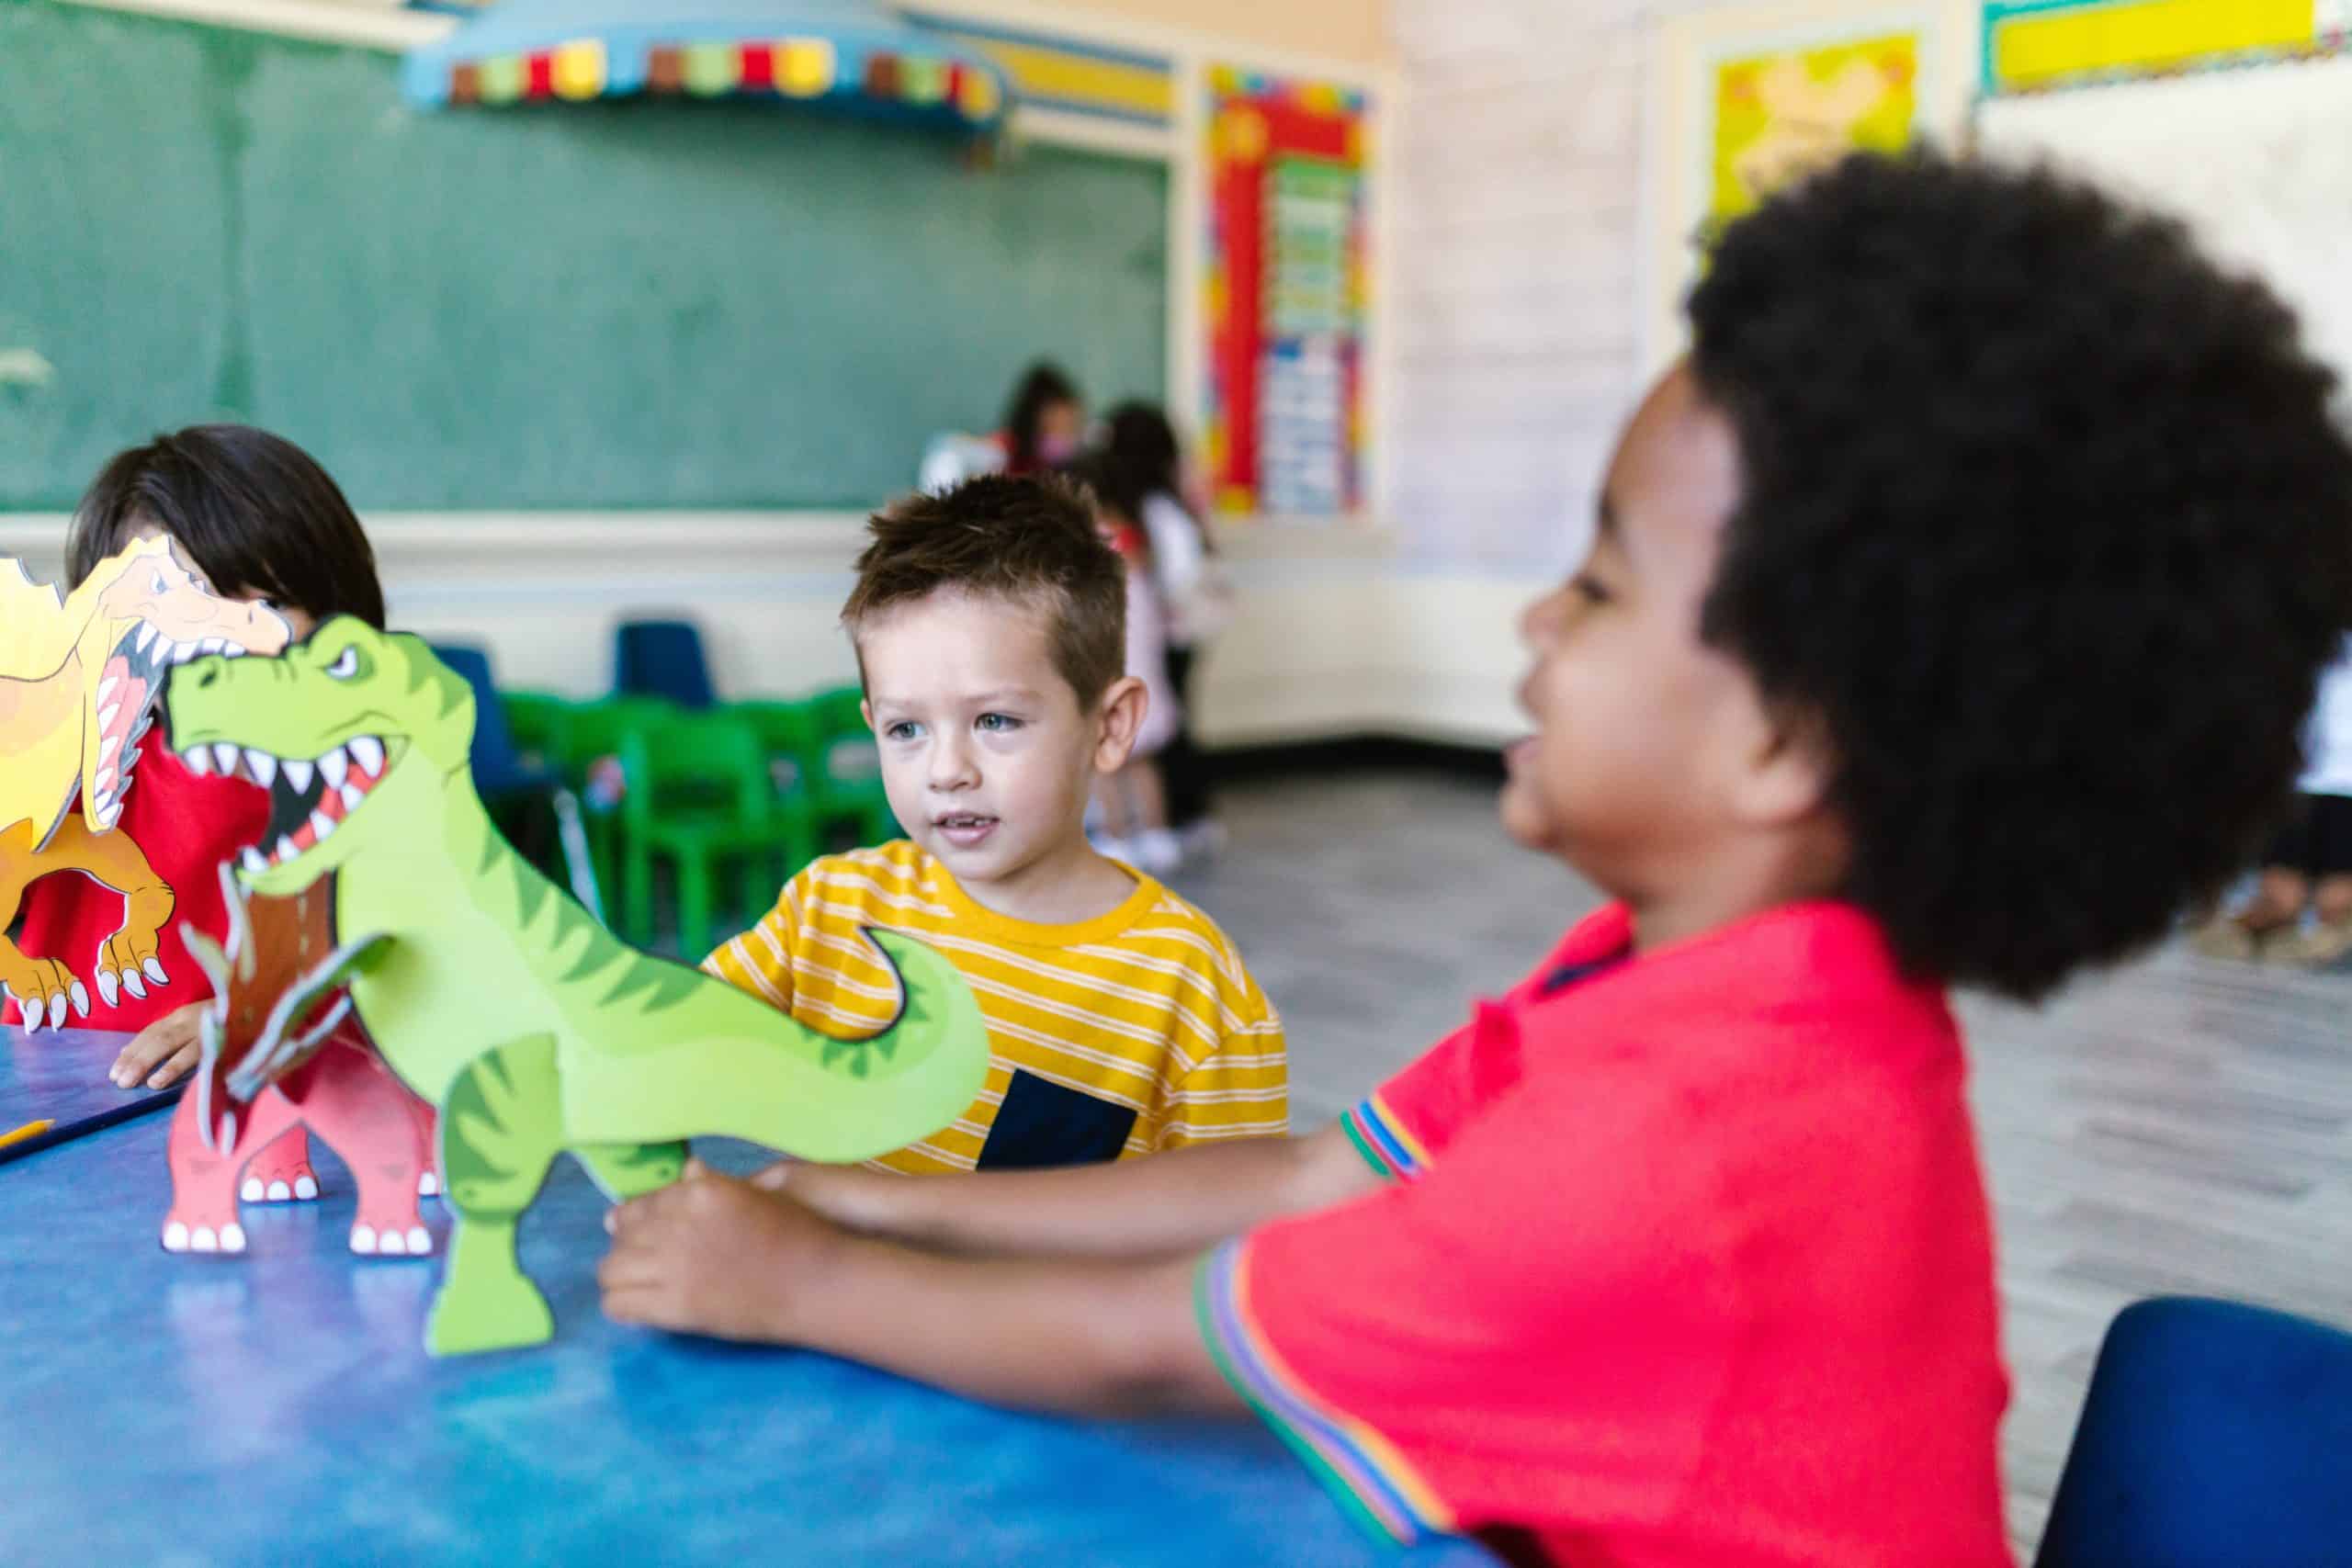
[602, 151, 2352, 1565]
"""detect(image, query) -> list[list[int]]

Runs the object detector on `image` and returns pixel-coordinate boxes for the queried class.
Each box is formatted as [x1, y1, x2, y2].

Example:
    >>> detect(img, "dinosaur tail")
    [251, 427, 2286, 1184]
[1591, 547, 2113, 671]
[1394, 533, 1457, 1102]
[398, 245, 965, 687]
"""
[562, 929, 992, 1164]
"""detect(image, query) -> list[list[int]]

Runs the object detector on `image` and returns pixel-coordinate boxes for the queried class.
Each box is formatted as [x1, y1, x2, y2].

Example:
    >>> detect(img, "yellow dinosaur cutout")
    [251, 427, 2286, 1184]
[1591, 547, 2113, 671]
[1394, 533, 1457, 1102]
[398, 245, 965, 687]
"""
[1, 536, 291, 1031]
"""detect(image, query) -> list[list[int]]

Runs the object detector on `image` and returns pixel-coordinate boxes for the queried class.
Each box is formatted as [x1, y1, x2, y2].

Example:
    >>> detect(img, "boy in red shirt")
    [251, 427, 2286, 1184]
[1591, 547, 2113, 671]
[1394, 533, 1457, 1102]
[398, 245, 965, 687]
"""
[599, 153, 2352, 1564]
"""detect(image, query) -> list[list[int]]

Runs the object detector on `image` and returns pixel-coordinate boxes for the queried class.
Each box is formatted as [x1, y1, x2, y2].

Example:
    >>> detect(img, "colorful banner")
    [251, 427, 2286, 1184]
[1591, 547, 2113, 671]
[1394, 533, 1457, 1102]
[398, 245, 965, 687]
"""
[1984, 0, 2347, 95]
[1202, 67, 1371, 518]
[905, 13, 1174, 128]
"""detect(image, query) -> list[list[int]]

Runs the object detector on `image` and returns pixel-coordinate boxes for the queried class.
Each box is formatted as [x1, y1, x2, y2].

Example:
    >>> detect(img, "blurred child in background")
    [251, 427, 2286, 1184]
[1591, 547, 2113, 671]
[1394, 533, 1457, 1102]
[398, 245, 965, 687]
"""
[1102, 404, 1231, 859]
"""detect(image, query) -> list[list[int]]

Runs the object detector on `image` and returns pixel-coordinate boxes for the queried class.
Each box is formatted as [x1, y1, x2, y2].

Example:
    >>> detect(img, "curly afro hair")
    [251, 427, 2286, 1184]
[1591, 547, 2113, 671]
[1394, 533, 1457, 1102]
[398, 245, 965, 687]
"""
[1689, 150, 2352, 1001]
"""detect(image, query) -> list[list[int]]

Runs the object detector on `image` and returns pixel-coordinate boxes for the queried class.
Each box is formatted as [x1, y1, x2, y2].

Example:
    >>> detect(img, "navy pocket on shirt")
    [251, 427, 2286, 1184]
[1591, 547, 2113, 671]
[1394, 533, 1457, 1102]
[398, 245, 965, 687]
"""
[977, 1071, 1138, 1170]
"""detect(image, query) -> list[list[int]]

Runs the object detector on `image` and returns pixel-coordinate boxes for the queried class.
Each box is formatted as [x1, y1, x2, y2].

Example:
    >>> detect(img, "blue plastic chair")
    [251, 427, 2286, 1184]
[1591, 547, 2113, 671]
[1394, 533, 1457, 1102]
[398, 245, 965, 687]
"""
[431, 643, 560, 799]
[614, 619, 717, 710]
[2035, 1296, 2352, 1567]
[431, 641, 604, 919]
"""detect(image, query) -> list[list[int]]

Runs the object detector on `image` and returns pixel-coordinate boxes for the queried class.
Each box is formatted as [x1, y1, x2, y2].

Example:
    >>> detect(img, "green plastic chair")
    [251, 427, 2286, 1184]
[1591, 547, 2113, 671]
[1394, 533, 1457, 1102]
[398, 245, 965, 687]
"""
[500, 691, 572, 773]
[552, 696, 676, 911]
[733, 699, 823, 791]
[808, 686, 899, 848]
[618, 714, 816, 958]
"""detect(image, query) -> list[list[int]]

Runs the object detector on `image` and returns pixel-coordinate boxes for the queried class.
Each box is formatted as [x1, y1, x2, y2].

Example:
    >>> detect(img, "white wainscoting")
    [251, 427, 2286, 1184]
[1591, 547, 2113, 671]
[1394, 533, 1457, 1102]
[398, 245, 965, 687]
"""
[0, 513, 1532, 748]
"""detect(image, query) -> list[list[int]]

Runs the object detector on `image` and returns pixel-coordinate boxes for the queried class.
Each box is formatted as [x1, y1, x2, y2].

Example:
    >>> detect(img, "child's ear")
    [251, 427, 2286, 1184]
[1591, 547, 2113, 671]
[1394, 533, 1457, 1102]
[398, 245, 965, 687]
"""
[1734, 703, 1836, 828]
[1092, 676, 1148, 773]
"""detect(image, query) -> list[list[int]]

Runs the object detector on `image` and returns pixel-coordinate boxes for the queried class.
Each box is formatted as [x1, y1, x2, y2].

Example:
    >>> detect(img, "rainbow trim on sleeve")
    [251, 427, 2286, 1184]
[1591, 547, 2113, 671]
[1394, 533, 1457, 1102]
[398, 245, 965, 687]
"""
[1340, 1092, 1429, 1180]
[1194, 1240, 1456, 1545]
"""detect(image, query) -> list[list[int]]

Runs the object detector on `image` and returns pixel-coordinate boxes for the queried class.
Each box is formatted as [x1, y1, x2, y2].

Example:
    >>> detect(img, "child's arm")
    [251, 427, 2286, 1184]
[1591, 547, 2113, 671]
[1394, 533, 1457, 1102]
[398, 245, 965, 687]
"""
[601, 1164, 1238, 1416]
[763, 1117, 1377, 1258]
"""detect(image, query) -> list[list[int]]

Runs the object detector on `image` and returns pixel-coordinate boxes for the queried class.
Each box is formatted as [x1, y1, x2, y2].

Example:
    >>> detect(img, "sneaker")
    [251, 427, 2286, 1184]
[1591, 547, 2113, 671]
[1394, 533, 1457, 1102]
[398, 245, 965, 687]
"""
[2189, 914, 2265, 961]
[2287, 915, 2352, 966]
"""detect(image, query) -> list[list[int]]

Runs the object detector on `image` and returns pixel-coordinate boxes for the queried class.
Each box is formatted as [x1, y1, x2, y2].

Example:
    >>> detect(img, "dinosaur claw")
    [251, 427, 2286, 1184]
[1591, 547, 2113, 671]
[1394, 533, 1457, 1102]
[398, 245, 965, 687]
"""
[121, 970, 147, 1001]
[190, 1226, 220, 1253]
[46, 993, 67, 1031]
[220, 1223, 246, 1253]
[406, 1226, 432, 1254]
[350, 1224, 379, 1255]
[419, 1171, 440, 1198]
[266, 1180, 292, 1202]
[144, 958, 169, 987]
[241, 1179, 266, 1202]
[96, 969, 120, 1009]
[162, 1222, 189, 1253]
[69, 981, 90, 1019]
[294, 1175, 319, 1201]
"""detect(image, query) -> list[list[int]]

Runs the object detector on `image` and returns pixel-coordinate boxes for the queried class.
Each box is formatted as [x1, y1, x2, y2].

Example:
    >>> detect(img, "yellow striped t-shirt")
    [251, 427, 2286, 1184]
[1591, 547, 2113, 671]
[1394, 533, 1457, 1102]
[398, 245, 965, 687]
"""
[704, 840, 1289, 1174]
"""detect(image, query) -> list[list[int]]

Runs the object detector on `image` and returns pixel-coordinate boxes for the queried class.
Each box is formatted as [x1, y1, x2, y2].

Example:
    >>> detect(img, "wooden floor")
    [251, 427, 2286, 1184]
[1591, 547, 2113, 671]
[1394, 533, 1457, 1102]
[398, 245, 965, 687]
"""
[1171, 770, 2352, 1559]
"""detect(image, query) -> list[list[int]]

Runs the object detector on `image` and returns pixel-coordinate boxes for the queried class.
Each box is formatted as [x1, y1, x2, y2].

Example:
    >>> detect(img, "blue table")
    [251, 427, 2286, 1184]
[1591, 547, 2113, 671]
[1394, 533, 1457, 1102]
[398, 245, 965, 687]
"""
[0, 1068, 1493, 1565]
[0, 1025, 175, 1130]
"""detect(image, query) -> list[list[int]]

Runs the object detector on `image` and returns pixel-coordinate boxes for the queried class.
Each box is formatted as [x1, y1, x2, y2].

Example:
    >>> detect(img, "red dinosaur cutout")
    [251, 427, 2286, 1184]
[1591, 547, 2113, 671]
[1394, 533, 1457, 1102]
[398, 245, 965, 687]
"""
[161, 864, 438, 1257]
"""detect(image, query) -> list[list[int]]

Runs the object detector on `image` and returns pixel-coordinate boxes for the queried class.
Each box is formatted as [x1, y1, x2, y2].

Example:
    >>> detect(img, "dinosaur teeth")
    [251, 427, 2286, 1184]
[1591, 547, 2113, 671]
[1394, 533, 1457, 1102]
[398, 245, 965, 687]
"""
[309, 810, 336, 842]
[97, 702, 120, 735]
[183, 747, 212, 776]
[348, 736, 385, 777]
[222, 644, 244, 659]
[283, 757, 314, 794]
[199, 637, 226, 656]
[242, 847, 269, 874]
[245, 750, 277, 789]
[135, 623, 158, 654]
[171, 640, 201, 665]
[341, 783, 366, 812]
[320, 748, 348, 792]
[276, 835, 300, 863]
[97, 676, 119, 707]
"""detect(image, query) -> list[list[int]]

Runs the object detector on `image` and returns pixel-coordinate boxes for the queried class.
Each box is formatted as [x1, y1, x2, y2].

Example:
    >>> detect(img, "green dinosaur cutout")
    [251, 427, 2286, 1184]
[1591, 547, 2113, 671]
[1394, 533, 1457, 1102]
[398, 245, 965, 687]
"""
[165, 619, 989, 1356]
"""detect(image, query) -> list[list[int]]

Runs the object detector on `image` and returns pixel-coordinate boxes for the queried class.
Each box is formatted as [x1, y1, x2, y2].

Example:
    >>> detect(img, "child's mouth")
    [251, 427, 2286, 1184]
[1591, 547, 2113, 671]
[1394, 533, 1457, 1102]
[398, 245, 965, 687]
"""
[933, 812, 999, 849]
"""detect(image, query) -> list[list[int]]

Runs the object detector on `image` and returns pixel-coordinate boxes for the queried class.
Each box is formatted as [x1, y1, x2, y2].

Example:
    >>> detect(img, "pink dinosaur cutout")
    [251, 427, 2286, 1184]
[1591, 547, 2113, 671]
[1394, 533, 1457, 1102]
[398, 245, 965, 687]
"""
[161, 863, 438, 1257]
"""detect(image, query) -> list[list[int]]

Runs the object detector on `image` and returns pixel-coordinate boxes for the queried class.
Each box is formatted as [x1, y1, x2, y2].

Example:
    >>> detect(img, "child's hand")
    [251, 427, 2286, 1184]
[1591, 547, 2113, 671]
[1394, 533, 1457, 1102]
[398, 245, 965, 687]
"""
[749, 1160, 898, 1236]
[110, 1001, 208, 1089]
[600, 1159, 841, 1344]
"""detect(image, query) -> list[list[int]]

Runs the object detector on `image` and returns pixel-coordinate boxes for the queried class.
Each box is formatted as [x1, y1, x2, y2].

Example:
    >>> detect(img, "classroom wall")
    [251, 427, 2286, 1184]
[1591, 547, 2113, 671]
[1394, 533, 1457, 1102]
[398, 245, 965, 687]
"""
[0, 0, 1558, 750]
[1388, 0, 1645, 578]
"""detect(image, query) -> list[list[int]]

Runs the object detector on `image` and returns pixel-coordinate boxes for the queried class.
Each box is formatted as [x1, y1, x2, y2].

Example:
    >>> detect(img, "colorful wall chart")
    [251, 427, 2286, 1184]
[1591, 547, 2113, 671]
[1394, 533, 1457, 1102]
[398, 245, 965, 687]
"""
[1983, 0, 2349, 96]
[1202, 66, 1372, 518]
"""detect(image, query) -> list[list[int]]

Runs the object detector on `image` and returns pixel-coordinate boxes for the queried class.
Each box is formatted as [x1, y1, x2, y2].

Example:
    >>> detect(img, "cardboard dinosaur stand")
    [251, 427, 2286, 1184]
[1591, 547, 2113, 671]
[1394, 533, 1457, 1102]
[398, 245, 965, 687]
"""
[1, 536, 291, 1030]
[160, 616, 990, 1356]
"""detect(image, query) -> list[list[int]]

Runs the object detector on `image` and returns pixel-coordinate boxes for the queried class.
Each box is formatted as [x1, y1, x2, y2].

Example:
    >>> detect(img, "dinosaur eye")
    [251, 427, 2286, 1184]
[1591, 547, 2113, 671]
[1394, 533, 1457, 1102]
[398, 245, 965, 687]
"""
[325, 647, 360, 680]
[152, 568, 169, 595]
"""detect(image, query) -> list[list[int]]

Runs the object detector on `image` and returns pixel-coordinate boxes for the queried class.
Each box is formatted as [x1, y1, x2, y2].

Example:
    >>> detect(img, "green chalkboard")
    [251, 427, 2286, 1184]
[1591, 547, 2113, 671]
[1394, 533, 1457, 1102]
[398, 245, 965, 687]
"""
[0, 2, 1168, 511]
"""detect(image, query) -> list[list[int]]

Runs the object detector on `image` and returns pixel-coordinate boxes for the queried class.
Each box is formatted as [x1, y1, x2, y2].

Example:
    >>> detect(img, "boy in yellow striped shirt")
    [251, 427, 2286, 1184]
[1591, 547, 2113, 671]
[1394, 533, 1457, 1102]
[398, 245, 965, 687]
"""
[704, 475, 1286, 1172]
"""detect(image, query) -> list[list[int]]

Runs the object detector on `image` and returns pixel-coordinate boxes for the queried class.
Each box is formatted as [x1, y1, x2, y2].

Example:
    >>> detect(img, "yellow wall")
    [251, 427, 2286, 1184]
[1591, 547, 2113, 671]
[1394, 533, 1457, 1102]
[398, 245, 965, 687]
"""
[980, 0, 1394, 65]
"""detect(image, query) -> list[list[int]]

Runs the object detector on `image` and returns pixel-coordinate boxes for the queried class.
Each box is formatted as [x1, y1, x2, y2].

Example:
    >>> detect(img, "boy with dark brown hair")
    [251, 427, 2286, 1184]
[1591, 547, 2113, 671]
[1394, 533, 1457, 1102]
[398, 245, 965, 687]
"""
[702, 475, 1286, 1174]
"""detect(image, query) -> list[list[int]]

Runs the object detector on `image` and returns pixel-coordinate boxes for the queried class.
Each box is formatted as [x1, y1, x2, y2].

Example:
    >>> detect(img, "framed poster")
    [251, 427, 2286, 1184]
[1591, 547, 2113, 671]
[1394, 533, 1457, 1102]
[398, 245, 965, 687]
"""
[1644, 0, 1978, 378]
[1200, 65, 1373, 518]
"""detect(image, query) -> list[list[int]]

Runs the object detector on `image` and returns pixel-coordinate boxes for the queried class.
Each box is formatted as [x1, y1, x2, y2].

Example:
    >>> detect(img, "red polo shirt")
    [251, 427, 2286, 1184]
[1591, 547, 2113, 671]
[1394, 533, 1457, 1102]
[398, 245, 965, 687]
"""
[1197, 902, 2012, 1566]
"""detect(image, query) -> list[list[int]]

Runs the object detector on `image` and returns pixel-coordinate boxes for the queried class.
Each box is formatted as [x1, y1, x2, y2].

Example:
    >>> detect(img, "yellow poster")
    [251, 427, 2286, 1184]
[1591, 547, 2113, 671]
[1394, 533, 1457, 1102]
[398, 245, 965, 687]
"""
[1709, 33, 1918, 230]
